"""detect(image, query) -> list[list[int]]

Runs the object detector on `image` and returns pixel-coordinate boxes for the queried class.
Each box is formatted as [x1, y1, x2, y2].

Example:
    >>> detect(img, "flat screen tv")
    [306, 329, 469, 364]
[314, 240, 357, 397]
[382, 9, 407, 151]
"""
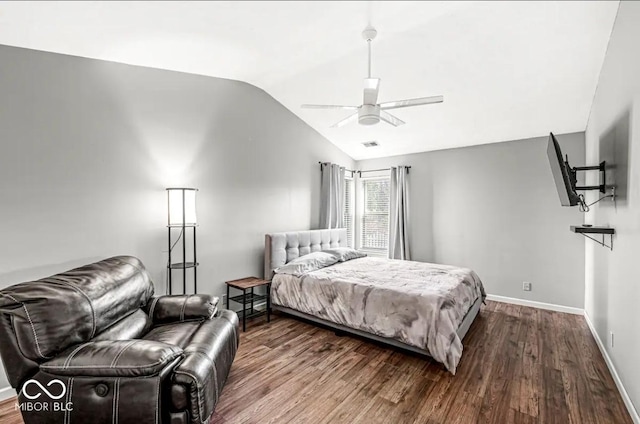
[547, 132, 581, 206]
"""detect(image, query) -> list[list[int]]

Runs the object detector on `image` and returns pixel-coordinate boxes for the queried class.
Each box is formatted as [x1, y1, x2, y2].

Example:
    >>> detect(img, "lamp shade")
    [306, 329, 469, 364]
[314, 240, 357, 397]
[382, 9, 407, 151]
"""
[167, 188, 197, 226]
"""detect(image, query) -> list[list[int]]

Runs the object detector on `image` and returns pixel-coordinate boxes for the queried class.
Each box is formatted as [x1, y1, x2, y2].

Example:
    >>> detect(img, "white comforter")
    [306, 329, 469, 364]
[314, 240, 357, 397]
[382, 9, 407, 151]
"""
[271, 256, 485, 374]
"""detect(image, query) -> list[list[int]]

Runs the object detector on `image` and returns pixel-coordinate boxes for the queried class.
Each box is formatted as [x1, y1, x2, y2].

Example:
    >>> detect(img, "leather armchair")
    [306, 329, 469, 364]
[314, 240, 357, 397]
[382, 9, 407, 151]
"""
[0, 256, 239, 424]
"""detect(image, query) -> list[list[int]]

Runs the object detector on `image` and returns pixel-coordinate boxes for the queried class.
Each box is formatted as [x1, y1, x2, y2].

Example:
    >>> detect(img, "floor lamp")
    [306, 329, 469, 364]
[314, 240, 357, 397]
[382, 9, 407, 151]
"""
[167, 187, 198, 294]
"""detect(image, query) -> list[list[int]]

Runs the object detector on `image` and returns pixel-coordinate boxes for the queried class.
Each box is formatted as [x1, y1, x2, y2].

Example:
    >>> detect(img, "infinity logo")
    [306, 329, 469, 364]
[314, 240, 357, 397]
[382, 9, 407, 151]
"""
[22, 379, 67, 400]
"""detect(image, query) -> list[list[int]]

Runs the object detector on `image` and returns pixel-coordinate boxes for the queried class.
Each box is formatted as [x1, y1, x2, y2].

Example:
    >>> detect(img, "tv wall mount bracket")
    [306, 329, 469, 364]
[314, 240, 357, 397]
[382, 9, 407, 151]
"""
[569, 158, 616, 210]
[569, 159, 607, 193]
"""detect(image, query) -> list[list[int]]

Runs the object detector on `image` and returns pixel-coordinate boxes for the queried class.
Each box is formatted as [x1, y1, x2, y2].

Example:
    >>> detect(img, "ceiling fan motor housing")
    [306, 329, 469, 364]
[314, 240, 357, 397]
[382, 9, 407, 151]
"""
[359, 104, 380, 125]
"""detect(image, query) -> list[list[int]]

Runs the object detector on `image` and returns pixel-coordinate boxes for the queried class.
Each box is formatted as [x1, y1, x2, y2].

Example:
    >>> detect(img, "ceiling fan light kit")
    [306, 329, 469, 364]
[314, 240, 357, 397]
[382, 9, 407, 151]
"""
[359, 104, 380, 126]
[301, 26, 443, 128]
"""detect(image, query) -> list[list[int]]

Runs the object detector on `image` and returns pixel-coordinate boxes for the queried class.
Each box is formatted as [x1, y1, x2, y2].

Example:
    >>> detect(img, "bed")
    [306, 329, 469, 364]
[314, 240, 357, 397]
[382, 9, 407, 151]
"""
[264, 229, 486, 374]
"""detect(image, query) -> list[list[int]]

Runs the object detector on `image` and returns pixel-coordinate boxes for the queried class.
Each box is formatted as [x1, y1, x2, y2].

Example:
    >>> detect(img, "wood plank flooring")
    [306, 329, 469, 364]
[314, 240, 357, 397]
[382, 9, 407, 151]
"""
[0, 397, 21, 424]
[0, 301, 632, 424]
[212, 301, 631, 424]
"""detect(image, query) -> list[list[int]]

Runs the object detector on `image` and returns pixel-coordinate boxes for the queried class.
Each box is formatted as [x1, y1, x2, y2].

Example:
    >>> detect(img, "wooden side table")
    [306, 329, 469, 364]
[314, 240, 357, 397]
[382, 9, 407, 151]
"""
[225, 277, 271, 332]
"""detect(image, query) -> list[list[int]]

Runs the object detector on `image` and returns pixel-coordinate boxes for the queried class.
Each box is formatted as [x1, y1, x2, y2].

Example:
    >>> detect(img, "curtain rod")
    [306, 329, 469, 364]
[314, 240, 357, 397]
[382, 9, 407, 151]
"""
[359, 166, 411, 174]
[318, 161, 356, 175]
[318, 162, 411, 175]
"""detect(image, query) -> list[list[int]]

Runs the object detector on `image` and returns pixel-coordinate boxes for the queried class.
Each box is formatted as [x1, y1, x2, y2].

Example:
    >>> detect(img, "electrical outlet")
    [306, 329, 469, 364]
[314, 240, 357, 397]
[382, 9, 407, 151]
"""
[222, 294, 227, 307]
[610, 331, 614, 348]
[523, 281, 532, 291]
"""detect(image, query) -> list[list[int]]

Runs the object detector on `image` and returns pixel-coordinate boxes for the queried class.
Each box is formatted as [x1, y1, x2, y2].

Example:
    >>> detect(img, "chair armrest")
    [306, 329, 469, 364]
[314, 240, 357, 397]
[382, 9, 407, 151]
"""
[146, 294, 219, 325]
[40, 340, 183, 378]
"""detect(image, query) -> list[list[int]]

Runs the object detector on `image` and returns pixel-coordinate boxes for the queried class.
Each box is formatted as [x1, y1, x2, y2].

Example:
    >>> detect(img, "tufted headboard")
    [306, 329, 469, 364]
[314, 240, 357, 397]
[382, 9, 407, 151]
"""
[264, 229, 348, 279]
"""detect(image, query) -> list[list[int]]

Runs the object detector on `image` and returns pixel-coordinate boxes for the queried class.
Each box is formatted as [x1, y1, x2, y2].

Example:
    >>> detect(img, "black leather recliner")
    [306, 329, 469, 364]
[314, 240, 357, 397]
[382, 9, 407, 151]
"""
[0, 256, 239, 424]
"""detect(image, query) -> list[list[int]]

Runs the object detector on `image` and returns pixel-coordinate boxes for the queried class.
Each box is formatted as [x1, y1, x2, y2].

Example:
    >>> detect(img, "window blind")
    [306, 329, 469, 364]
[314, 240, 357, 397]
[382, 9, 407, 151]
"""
[344, 177, 355, 247]
[361, 178, 390, 250]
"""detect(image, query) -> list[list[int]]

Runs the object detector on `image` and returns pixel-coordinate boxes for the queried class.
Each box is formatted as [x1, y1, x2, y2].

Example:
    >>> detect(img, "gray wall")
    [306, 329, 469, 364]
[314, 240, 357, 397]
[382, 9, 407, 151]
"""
[0, 45, 354, 392]
[358, 133, 586, 308]
[584, 1, 640, 417]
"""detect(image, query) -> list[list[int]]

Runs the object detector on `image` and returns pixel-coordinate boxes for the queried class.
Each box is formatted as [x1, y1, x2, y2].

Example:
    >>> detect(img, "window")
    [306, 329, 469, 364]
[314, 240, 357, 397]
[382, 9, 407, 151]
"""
[360, 177, 390, 251]
[344, 176, 355, 247]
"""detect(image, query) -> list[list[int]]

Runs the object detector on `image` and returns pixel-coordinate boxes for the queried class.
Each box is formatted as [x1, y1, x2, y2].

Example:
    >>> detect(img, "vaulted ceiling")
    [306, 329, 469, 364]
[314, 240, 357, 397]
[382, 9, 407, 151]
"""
[0, 1, 618, 159]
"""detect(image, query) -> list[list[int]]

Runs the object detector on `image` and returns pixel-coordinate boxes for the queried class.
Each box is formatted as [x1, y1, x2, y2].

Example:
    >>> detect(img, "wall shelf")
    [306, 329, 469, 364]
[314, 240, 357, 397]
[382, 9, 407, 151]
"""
[570, 225, 615, 250]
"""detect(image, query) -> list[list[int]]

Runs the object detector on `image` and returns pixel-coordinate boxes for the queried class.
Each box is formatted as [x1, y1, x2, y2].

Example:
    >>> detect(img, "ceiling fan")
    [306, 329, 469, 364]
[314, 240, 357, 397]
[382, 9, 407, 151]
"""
[301, 26, 444, 128]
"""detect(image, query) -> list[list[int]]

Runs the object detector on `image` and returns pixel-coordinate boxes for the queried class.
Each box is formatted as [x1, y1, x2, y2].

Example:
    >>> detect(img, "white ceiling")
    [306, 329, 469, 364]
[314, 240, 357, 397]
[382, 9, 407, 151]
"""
[0, 1, 618, 160]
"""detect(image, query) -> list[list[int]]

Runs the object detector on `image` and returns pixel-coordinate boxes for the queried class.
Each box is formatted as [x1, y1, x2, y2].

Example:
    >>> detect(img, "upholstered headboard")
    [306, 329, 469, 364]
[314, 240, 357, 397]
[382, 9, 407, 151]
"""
[264, 229, 348, 279]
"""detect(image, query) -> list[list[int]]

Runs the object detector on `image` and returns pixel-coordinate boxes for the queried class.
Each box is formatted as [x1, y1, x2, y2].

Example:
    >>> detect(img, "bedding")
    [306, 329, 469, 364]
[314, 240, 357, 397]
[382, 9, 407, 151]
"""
[271, 256, 486, 374]
[321, 247, 367, 262]
[275, 251, 340, 275]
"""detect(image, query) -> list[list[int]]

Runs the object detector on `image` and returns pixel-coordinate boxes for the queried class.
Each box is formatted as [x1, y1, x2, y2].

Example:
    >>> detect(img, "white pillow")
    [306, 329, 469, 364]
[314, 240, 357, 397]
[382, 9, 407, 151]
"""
[322, 247, 367, 262]
[275, 251, 340, 276]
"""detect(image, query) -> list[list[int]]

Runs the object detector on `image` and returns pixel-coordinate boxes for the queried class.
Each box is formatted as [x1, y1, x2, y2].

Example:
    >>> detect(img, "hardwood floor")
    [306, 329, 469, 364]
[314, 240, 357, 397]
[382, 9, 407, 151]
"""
[0, 301, 632, 424]
[212, 301, 631, 424]
[0, 397, 21, 424]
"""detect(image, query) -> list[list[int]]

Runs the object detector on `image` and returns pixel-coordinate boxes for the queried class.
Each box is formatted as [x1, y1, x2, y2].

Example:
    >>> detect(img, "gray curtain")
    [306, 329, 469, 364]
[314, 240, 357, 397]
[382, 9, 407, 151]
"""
[320, 163, 345, 229]
[389, 166, 411, 260]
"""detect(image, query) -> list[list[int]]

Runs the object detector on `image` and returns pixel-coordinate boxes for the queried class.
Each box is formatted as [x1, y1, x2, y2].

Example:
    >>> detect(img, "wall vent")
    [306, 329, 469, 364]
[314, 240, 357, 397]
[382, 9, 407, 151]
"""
[362, 141, 379, 148]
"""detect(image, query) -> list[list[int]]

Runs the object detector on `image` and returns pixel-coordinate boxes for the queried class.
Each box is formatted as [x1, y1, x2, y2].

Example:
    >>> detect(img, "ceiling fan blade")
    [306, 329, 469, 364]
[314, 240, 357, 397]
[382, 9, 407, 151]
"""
[363, 78, 380, 105]
[379, 95, 444, 110]
[331, 112, 359, 128]
[301, 104, 358, 110]
[379, 110, 405, 127]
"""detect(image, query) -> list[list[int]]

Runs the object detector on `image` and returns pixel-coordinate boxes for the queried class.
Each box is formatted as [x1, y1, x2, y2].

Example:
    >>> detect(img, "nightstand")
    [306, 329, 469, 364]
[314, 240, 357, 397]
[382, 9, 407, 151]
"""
[225, 277, 271, 331]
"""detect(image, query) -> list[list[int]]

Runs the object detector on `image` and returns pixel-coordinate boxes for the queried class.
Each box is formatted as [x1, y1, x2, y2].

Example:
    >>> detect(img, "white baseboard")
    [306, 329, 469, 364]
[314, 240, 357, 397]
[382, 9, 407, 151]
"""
[0, 386, 16, 402]
[584, 312, 640, 424]
[486, 294, 583, 315]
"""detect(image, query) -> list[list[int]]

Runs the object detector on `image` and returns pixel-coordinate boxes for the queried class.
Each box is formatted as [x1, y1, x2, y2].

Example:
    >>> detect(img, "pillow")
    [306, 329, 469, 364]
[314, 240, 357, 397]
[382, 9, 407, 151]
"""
[322, 247, 367, 262]
[275, 251, 340, 276]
